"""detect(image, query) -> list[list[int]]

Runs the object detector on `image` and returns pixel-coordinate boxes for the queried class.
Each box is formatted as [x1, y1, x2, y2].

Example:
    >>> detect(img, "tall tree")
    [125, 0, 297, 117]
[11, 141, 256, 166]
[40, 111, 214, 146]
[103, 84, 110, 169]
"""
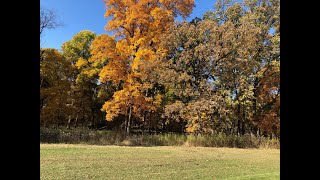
[99, 0, 195, 133]
[61, 30, 97, 128]
[157, 0, 279, 136]
[40, 48, 72, 126]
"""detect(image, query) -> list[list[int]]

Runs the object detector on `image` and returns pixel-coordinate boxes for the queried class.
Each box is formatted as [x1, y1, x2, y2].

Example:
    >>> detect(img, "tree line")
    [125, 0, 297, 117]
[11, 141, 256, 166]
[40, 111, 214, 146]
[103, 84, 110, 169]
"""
[40, 0, 280, 138]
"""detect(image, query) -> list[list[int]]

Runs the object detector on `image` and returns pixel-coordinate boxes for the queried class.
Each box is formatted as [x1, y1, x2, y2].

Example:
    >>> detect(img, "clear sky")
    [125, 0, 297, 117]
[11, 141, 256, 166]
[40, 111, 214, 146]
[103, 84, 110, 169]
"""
[40, 0, 216, 50]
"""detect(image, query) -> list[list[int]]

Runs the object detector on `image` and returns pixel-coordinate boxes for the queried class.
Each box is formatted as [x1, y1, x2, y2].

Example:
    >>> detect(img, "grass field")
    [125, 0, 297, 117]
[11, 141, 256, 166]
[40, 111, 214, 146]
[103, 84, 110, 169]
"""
[40, 144, 280, 180]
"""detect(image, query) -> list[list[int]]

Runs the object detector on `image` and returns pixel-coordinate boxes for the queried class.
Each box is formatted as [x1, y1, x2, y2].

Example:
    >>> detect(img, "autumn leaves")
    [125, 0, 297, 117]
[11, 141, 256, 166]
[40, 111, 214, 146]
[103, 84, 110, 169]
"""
[95, 0, 195, 133]
[40, 0, 279, 137]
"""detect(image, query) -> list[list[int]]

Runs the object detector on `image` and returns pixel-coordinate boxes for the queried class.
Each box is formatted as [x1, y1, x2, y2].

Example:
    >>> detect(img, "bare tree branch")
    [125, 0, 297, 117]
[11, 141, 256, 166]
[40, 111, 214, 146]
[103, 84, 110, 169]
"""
[40, 7, 63, 37]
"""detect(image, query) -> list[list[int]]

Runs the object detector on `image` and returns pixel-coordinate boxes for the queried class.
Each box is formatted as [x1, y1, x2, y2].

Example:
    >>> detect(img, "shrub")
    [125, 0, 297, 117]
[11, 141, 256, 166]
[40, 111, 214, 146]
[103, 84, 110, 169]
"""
[40, 127, 279, 149]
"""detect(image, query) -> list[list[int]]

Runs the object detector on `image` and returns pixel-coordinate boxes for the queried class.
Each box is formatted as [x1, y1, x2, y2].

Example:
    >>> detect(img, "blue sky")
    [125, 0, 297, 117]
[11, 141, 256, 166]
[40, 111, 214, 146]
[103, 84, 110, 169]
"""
[40, 0, 215, 50]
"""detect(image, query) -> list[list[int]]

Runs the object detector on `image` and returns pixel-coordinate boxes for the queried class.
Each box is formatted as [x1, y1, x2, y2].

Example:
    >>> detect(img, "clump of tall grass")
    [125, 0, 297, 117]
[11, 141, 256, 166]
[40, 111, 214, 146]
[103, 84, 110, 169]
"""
[40, 127, 279, 149]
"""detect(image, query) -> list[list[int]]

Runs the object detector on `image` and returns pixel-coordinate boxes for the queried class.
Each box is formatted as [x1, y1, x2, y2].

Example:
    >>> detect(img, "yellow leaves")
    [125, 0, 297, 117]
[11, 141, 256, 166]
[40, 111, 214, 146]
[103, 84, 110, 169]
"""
[97, 90, 108, 99]
[99, 0, 195, 122]
[113, 89, 130, 102]
[137, 49, 153, 64]
[116, 39, 131, 57]
[271, 60, 280, 71]
[131, 57, 142, 73]
[102, 101, 121, 121]
[83, 68, 99, 78]
[158, 0, 194, 17]
[201, 112, 206, 119]
[153, 94, 163, 107]
[102, 88, 134, 121]
[104, 0, 194, 39]
[135, 37, 145, 47]
[186, 123, 198, 133]
[99, 58, 126, 84]
[41, 48, 71, 81]
[132, 88, 142, 98]
[40, 48, 72, 125]
[75, 58, 88, 69]
[125, 75, 135, 87]
[142, 83, 153, 90]
[90, 34, 116, 63]
[151, 7, 166, 19]
[132, 48, 155, 77]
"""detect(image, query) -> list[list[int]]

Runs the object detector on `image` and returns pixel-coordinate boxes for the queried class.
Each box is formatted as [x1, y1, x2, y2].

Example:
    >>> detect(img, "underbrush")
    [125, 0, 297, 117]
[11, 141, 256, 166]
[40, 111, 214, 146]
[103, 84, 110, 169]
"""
[40, 127, 279, 149]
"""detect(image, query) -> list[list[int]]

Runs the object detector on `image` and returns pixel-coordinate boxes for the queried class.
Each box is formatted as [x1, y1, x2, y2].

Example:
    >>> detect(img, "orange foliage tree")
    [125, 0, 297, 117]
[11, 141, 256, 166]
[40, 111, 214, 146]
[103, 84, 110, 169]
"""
[95, 0, 194, 133]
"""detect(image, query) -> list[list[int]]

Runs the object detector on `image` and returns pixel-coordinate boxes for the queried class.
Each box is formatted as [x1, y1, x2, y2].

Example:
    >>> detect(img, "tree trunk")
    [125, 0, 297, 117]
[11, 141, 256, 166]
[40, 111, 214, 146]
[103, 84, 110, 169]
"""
[142, 90, 148, 135]
[74, 114, 78, 128]
[237, 104, 241, 136]
[162, 119, 166, 133]
[91, 107, 95, 128]
[142, 113, 145, 135]
[253, 77, 259, 134]
[126, 105, 132, 134]
[155, 113, 158, 134]
[241, 104, 245, 135]
[67, 115, 71, 129]
[124, 117, 128, 132]
[82, 109, 85, 127]
[235, 89, 241, 136]
[148, 114, 151, 134]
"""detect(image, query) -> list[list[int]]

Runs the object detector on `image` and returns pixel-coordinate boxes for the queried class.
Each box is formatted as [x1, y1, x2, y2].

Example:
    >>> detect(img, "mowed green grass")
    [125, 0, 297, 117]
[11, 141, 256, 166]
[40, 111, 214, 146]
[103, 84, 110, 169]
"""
[40, 144, 279, 180]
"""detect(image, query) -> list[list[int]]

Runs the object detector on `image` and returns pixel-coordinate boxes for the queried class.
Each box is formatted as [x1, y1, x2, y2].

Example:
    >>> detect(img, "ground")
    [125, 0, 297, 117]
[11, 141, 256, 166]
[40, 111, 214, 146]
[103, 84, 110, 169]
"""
[40, 144, 279, 180]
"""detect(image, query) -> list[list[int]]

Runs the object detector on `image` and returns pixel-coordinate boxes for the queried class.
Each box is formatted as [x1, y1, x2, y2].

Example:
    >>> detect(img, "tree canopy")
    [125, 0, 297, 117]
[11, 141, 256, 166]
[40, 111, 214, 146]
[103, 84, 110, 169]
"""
[40, 0, 280, 138]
